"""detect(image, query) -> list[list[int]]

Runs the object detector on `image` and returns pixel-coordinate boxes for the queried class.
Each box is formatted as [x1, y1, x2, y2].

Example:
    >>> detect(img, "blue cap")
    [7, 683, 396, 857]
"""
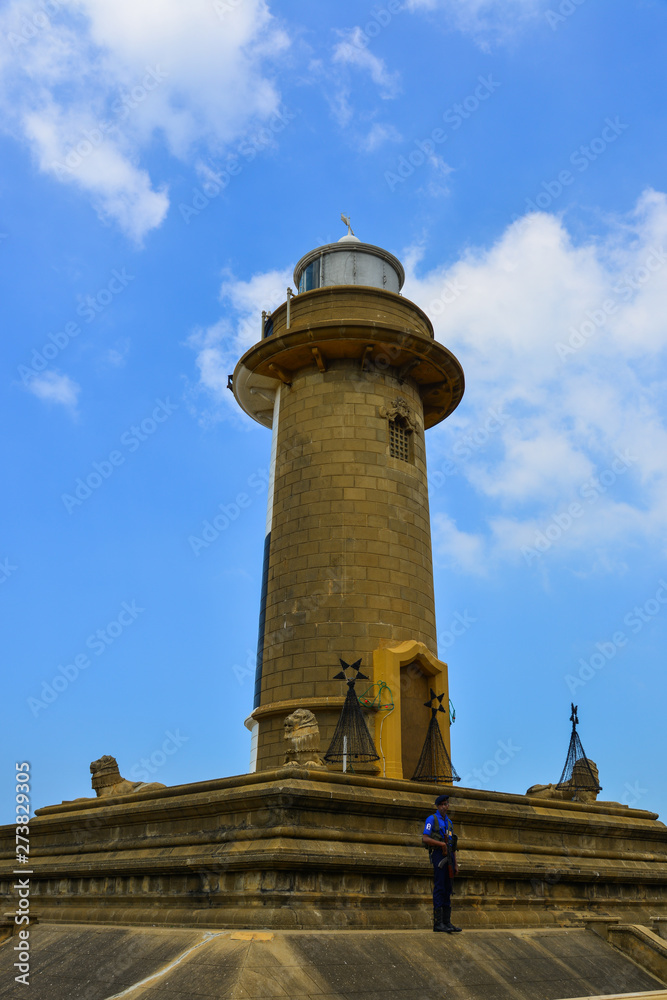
[435, 794, 450, 805]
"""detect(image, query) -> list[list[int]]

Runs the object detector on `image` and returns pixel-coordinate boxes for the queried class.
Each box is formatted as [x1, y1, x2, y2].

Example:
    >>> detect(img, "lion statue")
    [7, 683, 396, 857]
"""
[527, 759, 600, 804]
[282, 709, 326, 768]
[89, 755, 166, 797]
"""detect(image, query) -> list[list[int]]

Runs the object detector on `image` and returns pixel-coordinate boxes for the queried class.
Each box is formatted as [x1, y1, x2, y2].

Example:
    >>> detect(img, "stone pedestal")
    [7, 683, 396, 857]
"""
[1, 769, 666, 930]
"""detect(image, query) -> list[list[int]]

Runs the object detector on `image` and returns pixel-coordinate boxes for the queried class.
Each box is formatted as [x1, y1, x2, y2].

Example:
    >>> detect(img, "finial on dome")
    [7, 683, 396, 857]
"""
[339, 213, 360, 243]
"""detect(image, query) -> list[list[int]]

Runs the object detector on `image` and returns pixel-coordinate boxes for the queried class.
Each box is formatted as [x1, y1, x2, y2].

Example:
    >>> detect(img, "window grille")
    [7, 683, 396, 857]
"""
[389, 419, 411, 462]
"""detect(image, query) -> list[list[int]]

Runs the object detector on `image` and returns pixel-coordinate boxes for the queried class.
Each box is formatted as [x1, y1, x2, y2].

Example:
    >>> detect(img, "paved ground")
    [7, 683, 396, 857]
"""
[0, 924, 665, 999]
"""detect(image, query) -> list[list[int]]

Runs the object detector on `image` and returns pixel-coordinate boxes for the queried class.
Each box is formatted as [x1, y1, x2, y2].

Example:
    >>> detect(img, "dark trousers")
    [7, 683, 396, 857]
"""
[432, 849, 453, 909]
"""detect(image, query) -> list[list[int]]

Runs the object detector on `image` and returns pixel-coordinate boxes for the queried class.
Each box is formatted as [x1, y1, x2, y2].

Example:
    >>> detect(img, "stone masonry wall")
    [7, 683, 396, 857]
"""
[256, 360, 437, 770]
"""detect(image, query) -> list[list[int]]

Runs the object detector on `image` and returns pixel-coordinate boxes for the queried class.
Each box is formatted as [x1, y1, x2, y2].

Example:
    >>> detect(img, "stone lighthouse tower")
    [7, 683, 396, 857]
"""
[233, 224, 464, 779]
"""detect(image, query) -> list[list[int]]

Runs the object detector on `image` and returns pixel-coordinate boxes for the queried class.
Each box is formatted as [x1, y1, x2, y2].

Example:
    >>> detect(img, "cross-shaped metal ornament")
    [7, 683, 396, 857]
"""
[334, 658, 368, 688]
[424, 688, 448, 718]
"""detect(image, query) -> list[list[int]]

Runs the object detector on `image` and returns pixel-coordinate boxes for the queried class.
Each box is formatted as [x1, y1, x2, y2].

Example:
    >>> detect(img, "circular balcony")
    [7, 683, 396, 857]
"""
[232, 285, 465, 430]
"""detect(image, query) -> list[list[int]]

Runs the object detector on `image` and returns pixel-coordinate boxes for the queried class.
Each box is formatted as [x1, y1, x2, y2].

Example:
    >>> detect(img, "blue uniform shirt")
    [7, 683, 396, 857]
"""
[423, 812, 453, 847]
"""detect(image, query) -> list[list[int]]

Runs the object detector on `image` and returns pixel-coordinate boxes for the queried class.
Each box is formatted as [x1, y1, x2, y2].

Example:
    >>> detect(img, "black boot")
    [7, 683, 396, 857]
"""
[433, 906, 448, 932]
[443, 906, 462, 932]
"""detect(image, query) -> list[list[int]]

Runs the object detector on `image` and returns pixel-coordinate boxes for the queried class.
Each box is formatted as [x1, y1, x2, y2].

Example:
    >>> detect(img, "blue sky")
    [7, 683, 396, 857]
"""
[2, 0, 666, 823]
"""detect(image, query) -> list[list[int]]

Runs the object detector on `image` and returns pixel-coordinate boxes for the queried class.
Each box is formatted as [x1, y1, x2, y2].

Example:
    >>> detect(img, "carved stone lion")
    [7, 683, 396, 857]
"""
[282, 709, 326, 768]
[90, 755, 166, 797]
[527, 759, 600, 804]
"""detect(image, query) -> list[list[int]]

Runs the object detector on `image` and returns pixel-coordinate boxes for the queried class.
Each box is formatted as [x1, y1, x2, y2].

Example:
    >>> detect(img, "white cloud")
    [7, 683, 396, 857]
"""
[23, 106, 169, 241]
[433, 512, 487, 575]
[405, 0, 546, 47]
[359, 122, 403, 152]
[102, 339, 130, 368]
[417, 156, 455, 199]
[187, 191, 667, 570]
[0, 0, 289, 241]
[332, 28, 400, 98]
[187, 266, 293, 423]
[311, 29, 400, 134]
[467, 426, 595, 503]
[404, 190, 667, 572]
[189, 319, 235, 400]
[26, 371, 80, 411]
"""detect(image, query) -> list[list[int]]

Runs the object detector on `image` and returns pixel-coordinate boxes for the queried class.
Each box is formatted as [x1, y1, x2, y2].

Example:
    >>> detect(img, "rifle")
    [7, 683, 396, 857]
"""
[437, 832, 458, 877]
[427, 815, 458, 876]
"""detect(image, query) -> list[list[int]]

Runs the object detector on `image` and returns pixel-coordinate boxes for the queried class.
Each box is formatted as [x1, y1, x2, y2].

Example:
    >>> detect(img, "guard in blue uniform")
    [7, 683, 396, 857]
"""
[422, 793, 462, 933]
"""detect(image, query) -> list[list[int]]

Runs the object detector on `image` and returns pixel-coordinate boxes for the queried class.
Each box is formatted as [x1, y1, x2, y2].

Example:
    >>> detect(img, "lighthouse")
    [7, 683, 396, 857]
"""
[3, 229, 665, 951]
[233, 222, 465, 779]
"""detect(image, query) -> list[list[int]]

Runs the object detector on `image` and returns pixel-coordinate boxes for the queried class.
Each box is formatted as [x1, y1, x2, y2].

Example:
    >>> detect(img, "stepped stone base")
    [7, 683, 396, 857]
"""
[1, 768, 666, 930]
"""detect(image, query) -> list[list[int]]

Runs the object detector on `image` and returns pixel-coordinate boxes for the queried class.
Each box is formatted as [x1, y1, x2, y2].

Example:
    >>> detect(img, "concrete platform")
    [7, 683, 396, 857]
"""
[0, 924, 665, 1000]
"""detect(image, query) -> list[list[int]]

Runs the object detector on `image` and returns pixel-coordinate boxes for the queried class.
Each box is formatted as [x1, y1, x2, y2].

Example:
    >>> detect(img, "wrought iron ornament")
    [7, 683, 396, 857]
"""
[556, 702, 601, 792]
[411, 689, 461, 784]
[324, 659, 380, 766]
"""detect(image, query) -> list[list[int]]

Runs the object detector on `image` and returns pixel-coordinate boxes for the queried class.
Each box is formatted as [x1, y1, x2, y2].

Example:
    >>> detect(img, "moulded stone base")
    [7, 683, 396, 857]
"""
[1, 767, 666, 931]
